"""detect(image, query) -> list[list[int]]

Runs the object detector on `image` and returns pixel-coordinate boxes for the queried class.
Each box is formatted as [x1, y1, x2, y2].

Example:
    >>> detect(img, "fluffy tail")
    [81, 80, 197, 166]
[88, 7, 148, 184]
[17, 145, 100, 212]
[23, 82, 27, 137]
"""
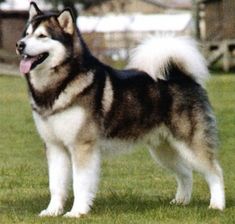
[127, 35, 209, 86]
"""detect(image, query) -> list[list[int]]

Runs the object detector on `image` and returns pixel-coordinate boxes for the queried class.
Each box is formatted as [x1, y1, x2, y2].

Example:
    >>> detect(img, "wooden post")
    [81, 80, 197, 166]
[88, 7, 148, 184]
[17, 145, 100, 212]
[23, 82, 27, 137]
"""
[222, 41, 230, 72]
[192, 0, 200, 40]
[0, 15, 2, 48]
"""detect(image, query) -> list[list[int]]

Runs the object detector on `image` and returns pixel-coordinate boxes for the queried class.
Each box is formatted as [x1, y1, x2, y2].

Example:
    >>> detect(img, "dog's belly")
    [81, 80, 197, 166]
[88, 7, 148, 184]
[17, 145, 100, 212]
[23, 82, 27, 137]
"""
[33, 106, 86, 146]
[98, 125, 169, 154]
[98, 138, 135, 155]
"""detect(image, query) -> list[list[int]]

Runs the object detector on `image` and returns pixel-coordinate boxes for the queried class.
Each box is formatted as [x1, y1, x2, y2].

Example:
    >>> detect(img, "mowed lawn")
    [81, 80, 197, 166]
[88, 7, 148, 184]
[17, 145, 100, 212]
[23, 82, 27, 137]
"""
[0, 74, 234, 224]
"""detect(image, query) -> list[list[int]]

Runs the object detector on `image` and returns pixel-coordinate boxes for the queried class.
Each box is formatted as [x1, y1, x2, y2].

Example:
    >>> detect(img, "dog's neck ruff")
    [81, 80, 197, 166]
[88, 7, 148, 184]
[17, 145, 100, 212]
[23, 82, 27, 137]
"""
[27, 66, 95, 117]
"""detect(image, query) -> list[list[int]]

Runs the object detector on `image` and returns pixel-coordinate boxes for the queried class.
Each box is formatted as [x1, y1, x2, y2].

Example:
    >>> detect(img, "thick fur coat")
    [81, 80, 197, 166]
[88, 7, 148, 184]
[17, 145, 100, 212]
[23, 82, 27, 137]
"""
[16, 2, 225, 218]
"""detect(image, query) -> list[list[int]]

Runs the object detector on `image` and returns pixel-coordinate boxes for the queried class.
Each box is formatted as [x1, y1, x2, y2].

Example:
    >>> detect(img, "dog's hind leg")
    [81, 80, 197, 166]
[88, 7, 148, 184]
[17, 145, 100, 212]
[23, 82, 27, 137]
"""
[170, 164, 192, 205]
[39, 143, 71, 217]
[172, 140, 225, 210]
[64, 143, 100, 218]
[149, 141, 193, 205]
[204, 160, 225, 210]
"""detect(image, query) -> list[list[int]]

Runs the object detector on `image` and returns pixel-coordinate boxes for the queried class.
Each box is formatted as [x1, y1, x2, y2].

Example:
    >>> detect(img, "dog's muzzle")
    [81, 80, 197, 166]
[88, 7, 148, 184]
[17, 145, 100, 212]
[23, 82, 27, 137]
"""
[16, 41, 26, 55]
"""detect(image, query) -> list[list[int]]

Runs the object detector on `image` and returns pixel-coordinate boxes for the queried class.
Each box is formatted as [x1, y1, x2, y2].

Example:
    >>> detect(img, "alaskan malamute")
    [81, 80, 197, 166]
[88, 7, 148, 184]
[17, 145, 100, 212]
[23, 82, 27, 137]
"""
[16, 2, 225, 218]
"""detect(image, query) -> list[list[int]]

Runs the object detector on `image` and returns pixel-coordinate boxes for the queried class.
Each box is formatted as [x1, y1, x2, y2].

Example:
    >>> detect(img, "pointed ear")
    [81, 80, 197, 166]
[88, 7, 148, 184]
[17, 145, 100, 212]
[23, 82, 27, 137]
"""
[57, 9, 75, 35]
[29, 2, 42, 21]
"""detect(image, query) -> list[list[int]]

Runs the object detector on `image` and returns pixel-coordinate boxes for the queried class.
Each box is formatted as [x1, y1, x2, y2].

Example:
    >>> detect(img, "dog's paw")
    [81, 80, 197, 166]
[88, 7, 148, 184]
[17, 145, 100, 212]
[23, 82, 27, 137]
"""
[64, 211, 86, 218]
[209, 203, 225, 211]
[209, 195, 225, 211]
[170, 197, 190, 206]
[39, 207, 64, 217]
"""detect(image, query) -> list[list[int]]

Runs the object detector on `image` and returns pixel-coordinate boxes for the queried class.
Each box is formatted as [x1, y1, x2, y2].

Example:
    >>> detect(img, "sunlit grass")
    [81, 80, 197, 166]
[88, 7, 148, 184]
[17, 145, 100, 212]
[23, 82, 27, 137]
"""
[0, 74, 234, 223]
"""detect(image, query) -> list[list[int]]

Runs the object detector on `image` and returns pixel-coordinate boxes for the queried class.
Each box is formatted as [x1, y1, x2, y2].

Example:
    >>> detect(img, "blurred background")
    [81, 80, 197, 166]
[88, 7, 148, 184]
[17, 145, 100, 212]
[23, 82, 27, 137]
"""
[0, 3, 235, 223]
[0, 0, 235, 72]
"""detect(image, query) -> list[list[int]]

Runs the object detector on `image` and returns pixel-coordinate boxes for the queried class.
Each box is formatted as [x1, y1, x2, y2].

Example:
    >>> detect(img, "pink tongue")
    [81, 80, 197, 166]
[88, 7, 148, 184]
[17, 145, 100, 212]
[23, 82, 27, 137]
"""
[19, 58, 36, 74]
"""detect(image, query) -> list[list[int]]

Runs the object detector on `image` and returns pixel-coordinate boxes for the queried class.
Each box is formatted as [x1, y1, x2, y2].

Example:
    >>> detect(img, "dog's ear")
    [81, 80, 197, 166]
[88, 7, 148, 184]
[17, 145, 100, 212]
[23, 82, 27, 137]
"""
[57, 9, 75, 35]
[29, 2, 42, 21]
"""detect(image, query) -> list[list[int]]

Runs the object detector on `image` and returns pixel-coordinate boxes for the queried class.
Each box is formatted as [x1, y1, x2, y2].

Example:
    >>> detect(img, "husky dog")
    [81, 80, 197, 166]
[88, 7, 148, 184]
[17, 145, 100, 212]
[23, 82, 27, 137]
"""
[16, 2, 225, 218]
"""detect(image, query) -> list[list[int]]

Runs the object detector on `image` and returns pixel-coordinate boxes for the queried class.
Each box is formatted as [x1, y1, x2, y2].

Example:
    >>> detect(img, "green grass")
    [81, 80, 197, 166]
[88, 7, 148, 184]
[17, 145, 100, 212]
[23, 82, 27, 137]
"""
[0, 74, 235, 223]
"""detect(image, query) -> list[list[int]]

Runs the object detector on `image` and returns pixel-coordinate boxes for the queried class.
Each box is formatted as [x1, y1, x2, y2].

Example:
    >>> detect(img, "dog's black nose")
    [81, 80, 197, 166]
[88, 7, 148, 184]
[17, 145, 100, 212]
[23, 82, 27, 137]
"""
[16, 41, 26, 54]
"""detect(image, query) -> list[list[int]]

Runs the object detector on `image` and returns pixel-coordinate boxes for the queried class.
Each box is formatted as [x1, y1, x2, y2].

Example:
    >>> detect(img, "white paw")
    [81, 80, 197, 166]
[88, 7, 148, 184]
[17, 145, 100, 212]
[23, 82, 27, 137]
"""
[209, 203, 225, 211]
[170, 196, 190, 205]
[39, 207, 64, 217]
[64, 211, 86, 218]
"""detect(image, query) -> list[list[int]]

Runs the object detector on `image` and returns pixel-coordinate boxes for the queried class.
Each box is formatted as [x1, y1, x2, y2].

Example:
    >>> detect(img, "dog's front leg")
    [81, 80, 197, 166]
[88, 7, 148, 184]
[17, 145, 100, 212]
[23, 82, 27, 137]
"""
[64, 143, 100, 218]
[39, 143, 71, 217]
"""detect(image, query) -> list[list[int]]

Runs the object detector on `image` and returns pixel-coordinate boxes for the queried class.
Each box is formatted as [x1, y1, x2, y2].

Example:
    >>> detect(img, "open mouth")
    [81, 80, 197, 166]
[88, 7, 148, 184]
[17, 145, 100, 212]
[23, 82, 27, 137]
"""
[19, 52, 49, 74]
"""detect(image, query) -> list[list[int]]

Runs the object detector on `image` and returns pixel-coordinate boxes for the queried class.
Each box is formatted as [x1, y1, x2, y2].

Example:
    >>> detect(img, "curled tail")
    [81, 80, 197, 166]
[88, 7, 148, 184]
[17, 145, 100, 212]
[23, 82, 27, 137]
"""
[127, 35, 209, 86]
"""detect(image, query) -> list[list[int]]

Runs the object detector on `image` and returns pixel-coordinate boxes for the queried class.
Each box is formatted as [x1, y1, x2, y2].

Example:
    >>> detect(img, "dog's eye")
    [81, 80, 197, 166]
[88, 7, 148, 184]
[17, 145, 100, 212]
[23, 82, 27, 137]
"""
[38, 34, 47, 38]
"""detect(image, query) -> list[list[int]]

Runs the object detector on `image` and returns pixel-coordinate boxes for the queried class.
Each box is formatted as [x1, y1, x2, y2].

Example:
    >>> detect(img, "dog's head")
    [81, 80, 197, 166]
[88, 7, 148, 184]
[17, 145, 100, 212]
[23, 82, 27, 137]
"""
[16, 2, 76, 75]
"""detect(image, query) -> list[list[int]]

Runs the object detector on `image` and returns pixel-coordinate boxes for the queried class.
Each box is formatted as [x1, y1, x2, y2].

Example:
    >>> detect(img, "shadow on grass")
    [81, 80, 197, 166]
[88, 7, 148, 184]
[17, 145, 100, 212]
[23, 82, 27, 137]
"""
[0, 194, 163, 217]
[93, 193, 169, 214]
[1, 192, 234, 217]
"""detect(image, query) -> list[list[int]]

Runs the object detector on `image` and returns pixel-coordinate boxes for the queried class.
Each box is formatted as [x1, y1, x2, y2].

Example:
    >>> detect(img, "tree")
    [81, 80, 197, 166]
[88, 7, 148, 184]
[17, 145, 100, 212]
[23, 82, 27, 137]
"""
[45, 0, 111, 18]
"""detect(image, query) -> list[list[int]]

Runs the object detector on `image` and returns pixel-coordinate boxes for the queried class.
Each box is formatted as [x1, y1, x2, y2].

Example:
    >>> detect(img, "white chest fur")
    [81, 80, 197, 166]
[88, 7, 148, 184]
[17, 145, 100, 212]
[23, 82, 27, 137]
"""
[33, 106, 86, 147]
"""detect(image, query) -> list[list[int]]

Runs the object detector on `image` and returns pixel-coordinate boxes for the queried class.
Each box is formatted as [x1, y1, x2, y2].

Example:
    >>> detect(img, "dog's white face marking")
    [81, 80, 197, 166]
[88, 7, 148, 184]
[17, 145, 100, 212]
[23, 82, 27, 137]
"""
[21, 23, 67, 90]
[34, 26, 48, 38]
[22, 24, 67, 69]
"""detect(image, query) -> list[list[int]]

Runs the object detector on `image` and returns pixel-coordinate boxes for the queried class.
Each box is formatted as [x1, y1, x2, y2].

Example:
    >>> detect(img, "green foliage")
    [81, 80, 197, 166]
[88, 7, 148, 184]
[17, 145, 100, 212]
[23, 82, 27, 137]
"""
[46, 0, 110, 10]
[44, 0, 110, 18]
[0, 74, 235, 223]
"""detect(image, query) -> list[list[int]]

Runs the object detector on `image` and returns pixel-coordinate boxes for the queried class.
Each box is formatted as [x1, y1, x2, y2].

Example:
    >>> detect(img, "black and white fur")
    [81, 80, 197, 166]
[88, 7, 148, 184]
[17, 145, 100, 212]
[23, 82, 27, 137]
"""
[16, 2, 225, 218]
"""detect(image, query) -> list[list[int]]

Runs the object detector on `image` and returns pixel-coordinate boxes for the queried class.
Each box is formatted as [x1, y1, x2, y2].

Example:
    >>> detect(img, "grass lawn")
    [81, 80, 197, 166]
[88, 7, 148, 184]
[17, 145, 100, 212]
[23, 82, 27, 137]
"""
[0, 74, 234, 223]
